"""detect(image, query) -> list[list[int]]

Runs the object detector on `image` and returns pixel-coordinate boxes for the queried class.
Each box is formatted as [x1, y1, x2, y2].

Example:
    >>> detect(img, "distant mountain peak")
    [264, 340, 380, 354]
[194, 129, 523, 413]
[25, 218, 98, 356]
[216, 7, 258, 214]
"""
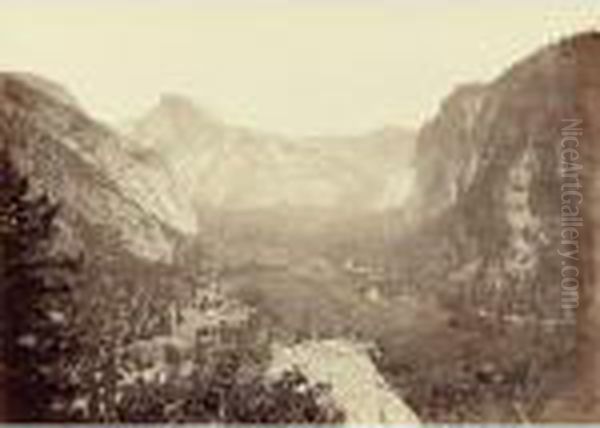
[125, 92, 416, 210]
[158, 93, 197, 115]
[154, 93, 219, 126]
[126, 93, 221, 152]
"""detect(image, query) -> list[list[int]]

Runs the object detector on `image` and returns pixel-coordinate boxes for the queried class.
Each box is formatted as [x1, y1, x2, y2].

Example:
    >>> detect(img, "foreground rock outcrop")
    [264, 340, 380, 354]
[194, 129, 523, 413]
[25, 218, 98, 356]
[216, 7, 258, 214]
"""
[268, 340, 420, 424]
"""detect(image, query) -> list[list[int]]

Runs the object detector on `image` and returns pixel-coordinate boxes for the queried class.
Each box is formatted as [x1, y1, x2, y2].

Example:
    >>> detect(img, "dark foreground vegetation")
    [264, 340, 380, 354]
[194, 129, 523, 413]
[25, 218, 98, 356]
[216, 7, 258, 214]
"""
[0, 150, 343, 423]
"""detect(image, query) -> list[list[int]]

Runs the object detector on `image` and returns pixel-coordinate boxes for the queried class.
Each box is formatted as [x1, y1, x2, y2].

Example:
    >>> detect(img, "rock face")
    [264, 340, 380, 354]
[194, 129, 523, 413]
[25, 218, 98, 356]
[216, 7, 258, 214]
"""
[268, 340, 420, 424]
[126, 96, 415, 211]
[539, 32, 600, 422]
[575, 32, 600, 421]
[399, 34, 581, 319]
[385, 32, 600, 423]
[0, 73, 180, 261]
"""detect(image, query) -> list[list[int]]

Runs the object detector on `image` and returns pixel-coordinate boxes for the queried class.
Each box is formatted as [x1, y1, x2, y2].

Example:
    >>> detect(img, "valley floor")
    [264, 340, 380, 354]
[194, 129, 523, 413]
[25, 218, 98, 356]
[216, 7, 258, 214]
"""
[202, 223, 576, 423]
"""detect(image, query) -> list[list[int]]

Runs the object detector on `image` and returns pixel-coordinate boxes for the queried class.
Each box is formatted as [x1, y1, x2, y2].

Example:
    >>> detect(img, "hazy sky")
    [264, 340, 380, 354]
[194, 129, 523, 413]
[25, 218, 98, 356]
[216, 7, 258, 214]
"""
[0, 1, 598, 136]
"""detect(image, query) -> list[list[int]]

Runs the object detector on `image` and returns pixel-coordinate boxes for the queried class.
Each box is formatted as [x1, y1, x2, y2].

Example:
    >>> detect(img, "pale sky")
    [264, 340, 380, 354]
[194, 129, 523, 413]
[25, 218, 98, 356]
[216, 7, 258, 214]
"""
[0, 1, 598, 136]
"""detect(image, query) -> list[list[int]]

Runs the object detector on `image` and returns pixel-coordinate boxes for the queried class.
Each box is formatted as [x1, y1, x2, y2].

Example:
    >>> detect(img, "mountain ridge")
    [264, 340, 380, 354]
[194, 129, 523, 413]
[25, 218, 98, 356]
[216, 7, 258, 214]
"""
[126, 94, 416, 211]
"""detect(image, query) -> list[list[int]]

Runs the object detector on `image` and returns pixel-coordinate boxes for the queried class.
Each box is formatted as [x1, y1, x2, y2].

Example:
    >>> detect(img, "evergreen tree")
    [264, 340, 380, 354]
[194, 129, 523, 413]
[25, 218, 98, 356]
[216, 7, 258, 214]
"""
[0, 148, 80, 421]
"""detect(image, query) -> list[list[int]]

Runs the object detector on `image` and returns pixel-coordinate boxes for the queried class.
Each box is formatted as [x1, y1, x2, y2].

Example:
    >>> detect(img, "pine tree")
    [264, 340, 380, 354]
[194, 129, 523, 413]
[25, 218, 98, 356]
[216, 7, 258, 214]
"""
[0, 148, 80, 421]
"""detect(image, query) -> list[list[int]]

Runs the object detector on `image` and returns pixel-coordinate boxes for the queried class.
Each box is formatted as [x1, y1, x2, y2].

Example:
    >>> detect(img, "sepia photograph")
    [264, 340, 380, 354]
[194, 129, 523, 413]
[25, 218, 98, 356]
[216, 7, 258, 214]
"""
[0, 0, 599, 423]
